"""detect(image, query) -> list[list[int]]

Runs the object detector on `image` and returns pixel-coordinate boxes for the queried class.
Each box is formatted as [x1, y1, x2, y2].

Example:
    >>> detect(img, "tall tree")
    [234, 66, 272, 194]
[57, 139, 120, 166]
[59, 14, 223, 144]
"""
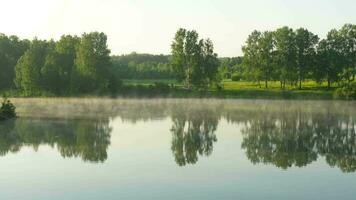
[171, 28, 219, 89]
[295, 28, 319, 89]
[315, 30, 344, 88]
[274, 26, 297, 88]
[242, 30, 263, 84]
[201, 39, 220, 87]
[55, 35, 80, 93]
[74, 32, 112, 93]
[339, 24, 356, 85]
[171, 29, 187, 82]
[258, 31, 275, 88]
[15, 39, 53, 95]
[242, 31, 275, 88]
[0, 34, 29, 90]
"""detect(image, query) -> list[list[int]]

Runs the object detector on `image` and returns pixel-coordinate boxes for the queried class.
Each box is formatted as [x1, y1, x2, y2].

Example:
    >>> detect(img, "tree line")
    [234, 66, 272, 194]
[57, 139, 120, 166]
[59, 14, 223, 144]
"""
[111, 52, 172, 80]
[242, 24, 356, 89]
[0, 32, 116, 95]
[0, 24, 355, 96]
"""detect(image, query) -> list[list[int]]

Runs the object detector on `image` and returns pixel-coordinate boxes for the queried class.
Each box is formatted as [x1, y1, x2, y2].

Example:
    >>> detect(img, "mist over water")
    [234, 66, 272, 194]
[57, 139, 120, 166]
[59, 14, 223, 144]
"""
[1, 98, 356, 199]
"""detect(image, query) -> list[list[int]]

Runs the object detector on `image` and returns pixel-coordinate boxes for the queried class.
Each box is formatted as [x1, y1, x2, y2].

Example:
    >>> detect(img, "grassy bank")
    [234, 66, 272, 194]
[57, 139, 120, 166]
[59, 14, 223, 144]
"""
[0, 79, 343, 100]
[115, 79, 336, 100]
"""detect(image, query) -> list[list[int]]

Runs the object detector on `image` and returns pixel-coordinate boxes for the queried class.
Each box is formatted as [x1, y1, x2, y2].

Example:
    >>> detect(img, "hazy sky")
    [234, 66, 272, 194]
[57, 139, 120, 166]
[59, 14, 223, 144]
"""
[1, 0, 355, 57]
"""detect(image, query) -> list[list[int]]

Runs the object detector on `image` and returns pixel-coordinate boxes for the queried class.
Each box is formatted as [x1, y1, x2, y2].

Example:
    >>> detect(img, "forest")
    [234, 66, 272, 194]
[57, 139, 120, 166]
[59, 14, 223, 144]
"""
[0, 24, 355, 99]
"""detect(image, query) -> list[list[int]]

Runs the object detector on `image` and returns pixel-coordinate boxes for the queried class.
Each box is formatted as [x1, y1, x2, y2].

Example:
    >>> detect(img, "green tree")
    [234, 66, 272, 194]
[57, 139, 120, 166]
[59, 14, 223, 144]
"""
[0, 34, 29, 90]
[218, 57, 243, 79]
[171, 29, 187, 82]
[171, 28, 219, 89]
[74, 32, 112, 93]
[15, 39, 53, 95]
[55, 35, 80, 93]
[242, 30, 263, 84]
[258, 31, 275, 88]
[315, 30, 344, 88]
[295, 28, 319, 89]
[274, 26, 297, 88]
[242, 31, 275, 88]
[338, 24, 356, 85]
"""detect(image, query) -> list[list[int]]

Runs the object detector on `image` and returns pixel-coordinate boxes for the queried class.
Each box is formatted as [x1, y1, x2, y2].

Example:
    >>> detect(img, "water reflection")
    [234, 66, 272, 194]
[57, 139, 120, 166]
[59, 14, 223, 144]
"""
[239, 104, 356, 172]
[0, 118, 111, 163]
[1, 99, 355, 172]
[170, 105, 219, 166]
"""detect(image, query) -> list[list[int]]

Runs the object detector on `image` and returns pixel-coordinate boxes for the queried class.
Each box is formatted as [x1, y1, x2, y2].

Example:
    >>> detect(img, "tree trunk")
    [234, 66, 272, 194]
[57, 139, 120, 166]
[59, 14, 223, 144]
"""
[327, 79, 331, 89]
[265, 80, 268, 89]
[299, 79, 302, 90]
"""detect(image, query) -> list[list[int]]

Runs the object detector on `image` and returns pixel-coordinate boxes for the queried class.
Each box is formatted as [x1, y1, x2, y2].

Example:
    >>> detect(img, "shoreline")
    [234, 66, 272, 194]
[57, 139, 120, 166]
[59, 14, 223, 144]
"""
[2, 88, 344, 100]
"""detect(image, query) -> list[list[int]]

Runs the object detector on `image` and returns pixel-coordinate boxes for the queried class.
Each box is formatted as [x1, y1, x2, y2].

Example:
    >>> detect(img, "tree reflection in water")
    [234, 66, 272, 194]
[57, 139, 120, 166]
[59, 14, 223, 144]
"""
[0, 118, 111, 163]
[0, 99, 355, 172]
[170, 105, 220, 166]
[240, 103, 356, 172]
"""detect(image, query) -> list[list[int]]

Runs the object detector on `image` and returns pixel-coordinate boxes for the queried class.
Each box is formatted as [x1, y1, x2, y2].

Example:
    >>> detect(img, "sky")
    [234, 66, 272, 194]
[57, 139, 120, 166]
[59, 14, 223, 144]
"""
[0, 0, 355, 57]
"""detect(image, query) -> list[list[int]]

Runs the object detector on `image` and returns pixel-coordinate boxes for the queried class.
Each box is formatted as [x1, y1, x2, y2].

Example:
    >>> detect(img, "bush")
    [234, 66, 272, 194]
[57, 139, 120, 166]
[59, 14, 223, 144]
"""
[0, 98, 16, 120]
[154, 82, 170, 92]
[231, 73, 242, 81]
[334, 81, 356, 100]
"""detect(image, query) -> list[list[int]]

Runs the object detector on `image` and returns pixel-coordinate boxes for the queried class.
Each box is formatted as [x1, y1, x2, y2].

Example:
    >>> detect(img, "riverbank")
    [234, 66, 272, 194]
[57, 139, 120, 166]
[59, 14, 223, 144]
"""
[1, 80, 351, 100]
[0, 87, 337, 100]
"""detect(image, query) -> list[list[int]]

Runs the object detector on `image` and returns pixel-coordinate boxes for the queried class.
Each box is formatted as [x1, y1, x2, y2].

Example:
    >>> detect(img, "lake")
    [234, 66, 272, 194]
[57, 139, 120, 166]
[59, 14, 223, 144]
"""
[0, 98, 355, 200]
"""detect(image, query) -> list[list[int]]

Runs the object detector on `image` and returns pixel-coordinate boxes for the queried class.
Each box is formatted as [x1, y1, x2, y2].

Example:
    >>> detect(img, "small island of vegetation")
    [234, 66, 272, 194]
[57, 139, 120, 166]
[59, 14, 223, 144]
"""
[0, 97, 16, 120]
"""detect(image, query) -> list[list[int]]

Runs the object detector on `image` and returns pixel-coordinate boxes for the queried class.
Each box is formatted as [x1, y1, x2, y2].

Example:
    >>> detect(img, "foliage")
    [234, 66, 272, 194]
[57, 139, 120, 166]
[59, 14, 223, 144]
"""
[0, 118, 111, 162]
[0, 24, 355, 97]
[74, 32, 112, 93]
[111, 53, 172, 80]
[0, 98, 16, 120]
[231, 73, 242, 81]
[219, 57, 243, 79]
[241, 24, 355, 90]
[0, 34, 29, 90]
[334, 81, 356, 100]
[13, 32, 115, 95]
[171, 28, 220, 89]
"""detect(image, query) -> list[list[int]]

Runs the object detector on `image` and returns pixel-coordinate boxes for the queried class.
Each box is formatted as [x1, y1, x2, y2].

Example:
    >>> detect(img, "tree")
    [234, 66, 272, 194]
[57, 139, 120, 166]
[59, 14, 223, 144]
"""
[171, 29, 187, 82]
[338, 24, 356, 85]
[0, 34, 29, 90]
[295, 28, 319, 89]
[258, 31, 275, 88]
[242, 30, 263, 84]
[200, 39, 220, 88]
[171, 28, 219, 89]
[55, 35, 80, 93]
[74, 32, 112, 93]
[219, 57, 243, 79]
[111, 53, 171, 79]
[15, 39, 53, 95]
[315, 30, 344, 88]
[274, 26, 297, 88]
[242, 31, 275, 88]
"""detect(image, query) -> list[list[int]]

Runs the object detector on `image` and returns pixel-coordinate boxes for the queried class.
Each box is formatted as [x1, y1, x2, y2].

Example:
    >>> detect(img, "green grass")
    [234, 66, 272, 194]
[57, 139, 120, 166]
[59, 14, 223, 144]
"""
[122, 79, 178, 86]
[1, 79, 343, 100]
[222, 80, 333, 91]
[120, 79, 338, 100]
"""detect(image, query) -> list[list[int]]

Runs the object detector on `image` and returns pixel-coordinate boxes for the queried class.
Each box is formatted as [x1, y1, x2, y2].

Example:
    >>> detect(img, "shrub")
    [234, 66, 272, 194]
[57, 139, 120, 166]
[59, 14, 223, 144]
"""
[334, 81, 356, 100]
[231, 73, 242, 81]
[154, 82, 170, 92]
[0, 98, 16, 120]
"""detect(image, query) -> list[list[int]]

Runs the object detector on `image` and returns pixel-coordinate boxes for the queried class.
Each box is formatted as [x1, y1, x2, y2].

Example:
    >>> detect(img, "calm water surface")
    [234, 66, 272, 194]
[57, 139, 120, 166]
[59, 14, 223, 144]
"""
[0, 98, 355, 200]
